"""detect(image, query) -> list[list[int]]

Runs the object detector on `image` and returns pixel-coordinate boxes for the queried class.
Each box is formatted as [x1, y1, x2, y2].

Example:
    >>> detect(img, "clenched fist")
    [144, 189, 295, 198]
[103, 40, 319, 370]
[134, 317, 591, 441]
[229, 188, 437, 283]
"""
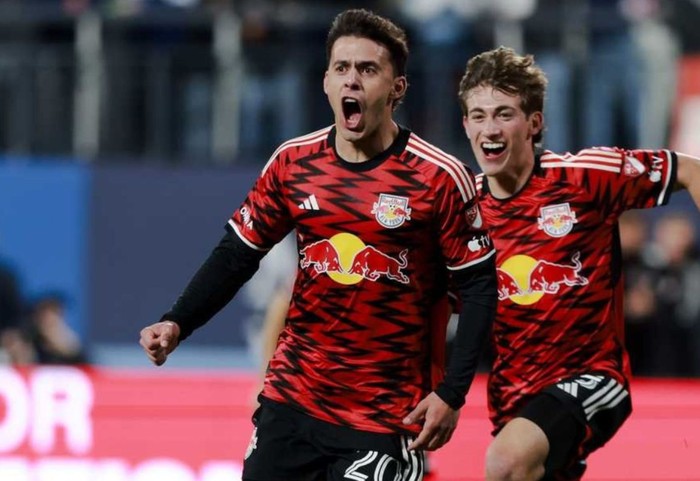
[139, 320, 181, 366]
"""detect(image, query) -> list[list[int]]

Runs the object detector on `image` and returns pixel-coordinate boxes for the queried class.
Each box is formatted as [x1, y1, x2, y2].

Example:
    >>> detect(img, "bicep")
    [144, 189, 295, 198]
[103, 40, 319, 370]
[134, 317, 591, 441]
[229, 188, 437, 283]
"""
[675, 153, 700, 211]
[675, 153, 700, 191]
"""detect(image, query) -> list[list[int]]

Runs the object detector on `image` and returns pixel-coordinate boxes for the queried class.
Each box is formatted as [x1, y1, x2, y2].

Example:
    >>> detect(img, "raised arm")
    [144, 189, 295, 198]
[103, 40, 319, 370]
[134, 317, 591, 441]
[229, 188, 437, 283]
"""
[139, 230, 265, 366]
[675, 153, 700, 209]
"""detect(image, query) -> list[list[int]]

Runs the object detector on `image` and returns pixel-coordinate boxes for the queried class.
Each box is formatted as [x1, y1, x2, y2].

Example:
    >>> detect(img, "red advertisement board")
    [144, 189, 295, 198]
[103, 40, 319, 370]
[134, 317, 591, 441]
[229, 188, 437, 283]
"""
[1, 367, 699, 480]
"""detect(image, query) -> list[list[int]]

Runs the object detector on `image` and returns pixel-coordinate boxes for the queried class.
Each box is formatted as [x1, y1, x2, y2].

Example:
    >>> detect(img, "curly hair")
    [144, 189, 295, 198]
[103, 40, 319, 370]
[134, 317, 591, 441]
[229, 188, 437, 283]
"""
[458, 46, 548, 143]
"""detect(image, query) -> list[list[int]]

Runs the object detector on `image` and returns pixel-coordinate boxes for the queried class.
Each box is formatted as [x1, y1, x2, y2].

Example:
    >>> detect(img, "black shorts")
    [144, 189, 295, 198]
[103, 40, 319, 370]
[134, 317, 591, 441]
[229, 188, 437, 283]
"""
[242, 398, 425, 481]
[518, 373, 632, 481]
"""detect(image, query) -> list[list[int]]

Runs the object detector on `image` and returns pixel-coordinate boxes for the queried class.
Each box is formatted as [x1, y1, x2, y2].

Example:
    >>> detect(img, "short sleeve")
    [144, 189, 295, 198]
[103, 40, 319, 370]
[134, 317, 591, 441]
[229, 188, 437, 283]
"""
[542, 147, 677, 217]
[576, 148, 677, 218]
[228, 154, 294, 251]
[434, 167, 495, 272]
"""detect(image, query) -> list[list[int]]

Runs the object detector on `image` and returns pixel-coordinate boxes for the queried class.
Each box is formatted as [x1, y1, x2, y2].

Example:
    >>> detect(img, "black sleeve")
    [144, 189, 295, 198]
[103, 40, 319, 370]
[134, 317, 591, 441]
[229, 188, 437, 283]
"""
[434, 254, 497, 409]
[161, 229, 266, 341]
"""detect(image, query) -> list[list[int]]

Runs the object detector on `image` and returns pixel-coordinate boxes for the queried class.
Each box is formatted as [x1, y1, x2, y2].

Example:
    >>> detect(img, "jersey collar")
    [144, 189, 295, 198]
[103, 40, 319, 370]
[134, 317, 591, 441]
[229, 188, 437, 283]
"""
[327, 125, 410, 172]
[481, 148, 544, 201]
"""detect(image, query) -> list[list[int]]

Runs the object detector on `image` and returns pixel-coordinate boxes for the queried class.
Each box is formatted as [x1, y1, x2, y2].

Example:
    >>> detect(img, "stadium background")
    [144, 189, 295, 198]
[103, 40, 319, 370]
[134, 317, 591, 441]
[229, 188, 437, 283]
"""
[1, 1, 700, 480]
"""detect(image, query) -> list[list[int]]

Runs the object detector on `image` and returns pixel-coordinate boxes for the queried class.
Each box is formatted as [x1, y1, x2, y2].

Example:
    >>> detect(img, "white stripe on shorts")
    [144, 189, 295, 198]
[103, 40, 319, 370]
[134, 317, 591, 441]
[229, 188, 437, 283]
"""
[399, 435, 425, 481]
[582, 378, 629, 420]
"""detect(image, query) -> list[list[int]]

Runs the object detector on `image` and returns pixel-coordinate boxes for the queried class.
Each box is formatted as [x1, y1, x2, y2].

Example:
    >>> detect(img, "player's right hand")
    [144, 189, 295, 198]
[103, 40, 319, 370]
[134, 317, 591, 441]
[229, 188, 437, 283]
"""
[139, 320, 181, 366]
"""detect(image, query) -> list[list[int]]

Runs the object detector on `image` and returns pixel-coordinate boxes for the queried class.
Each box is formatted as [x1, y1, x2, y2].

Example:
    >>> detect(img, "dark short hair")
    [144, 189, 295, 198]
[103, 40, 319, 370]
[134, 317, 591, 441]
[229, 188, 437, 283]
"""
[458, 46, 548, 143]
[326, 9, 409, 78]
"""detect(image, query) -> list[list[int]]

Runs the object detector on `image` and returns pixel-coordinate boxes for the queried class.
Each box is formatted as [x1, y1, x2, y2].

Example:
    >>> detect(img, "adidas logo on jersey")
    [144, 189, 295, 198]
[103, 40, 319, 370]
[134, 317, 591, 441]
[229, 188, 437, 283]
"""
[298, 194, 320, 211]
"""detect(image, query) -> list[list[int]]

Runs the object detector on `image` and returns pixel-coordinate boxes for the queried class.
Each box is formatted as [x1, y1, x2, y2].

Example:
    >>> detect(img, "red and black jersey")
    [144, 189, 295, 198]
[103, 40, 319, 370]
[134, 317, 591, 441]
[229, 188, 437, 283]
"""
[477, 147, 677, 431]
[229, 126, 494, 434]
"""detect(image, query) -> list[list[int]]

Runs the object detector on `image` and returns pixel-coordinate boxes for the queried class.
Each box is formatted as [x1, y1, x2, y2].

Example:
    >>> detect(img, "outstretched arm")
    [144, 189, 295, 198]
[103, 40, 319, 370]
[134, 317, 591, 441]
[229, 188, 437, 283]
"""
[138, 230, 265, 366]
[676, 153, 700, 209]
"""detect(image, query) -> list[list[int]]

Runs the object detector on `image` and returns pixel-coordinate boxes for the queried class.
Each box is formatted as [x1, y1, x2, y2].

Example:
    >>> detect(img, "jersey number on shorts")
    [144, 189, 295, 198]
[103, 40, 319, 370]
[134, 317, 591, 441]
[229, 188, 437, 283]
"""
[344, 451, 399, 481]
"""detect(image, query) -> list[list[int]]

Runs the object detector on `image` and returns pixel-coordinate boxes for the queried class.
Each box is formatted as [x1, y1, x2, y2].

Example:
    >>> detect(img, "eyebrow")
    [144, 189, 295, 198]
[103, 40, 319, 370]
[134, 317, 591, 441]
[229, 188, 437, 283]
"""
[332, 59, 381, 70]
[468, 105, 517, 115]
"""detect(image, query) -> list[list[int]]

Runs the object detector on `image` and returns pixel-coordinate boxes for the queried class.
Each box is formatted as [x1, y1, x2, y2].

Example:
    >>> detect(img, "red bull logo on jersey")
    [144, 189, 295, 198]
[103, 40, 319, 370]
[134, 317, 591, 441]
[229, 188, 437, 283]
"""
[497, 252, 588, 304]
[371, 194, 412, 229]
[299, 233, 409, 285]
[299, 239, 342, 274]
[496, 268, 524, 300]
[537, 203, 578, 238]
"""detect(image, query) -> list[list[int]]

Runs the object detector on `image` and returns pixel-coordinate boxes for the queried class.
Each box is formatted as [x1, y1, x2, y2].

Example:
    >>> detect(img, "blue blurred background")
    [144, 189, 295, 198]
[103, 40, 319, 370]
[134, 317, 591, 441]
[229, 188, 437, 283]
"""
[1, 0, 700, 376]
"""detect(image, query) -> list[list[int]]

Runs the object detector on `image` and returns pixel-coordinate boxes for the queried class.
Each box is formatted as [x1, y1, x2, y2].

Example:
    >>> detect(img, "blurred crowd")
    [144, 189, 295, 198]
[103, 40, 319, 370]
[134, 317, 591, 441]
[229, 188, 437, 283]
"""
[621, 210, 700, 377]
[209, 0, 700, 163]
[0, 263, 88, 365]
[0, 0, 700, 162]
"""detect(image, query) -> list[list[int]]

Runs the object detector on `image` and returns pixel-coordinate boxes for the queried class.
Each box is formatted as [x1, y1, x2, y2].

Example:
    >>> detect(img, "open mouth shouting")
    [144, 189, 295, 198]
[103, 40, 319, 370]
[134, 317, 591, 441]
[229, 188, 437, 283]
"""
[342, 97, 363, 130]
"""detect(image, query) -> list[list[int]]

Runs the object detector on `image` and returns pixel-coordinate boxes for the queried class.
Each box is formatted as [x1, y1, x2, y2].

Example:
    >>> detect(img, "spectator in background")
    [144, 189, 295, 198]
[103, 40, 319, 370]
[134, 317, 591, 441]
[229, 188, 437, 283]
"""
[521, 0, 576, 153]
[523, 0, 644, 152]
[623, 0, 680, 149]
[398, 0, 482, 154]
[256, 284, 291, 381]
[645, 213, 700, 377]
[0, 260, 34, 365]
[240, 233, 296, 387]
[581, 0, 642, 149]
[0, 329, 36, 365]
[235, 0, 309, 162]
[27, 293, 89, 365]
[62, 0, 90, 15]
[0, 260, 22, 333]
[619, 211, 657, 376]
[669, 0, 700, 54]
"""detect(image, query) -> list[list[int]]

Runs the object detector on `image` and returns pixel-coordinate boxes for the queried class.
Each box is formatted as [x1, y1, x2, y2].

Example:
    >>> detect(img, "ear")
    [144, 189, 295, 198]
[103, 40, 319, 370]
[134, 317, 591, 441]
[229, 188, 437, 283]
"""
[390, 76, 407, 101]
[323, 70, 329, 95]
[529, 111, 544, 140]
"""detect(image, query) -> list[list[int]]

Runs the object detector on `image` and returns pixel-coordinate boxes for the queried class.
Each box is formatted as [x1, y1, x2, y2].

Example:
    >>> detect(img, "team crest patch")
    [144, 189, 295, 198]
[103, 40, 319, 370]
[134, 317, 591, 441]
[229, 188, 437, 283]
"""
[537, 203, 578, 238]
[623, 155, 646, 177]
[466, 204, 483, 228]
[371, 194, 411, 228]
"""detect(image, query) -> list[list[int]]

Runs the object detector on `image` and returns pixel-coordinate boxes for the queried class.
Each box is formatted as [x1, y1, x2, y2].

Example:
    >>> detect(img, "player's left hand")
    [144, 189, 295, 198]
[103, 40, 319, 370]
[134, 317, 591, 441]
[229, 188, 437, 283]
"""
[402, 392, 460, 451]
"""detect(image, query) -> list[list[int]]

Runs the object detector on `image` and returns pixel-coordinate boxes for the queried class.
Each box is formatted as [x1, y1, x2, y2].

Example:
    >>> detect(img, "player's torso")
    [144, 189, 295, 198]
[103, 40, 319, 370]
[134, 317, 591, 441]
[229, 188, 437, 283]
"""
[478, 171, 626, 425]
[287, 146, 445, 333]
[264, 135, 451, 433]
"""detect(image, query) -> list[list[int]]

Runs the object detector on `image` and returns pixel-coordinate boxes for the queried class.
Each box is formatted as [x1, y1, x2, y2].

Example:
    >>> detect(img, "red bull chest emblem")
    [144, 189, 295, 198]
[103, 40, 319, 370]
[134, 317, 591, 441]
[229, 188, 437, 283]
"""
[497, 252, 588, 305]
[537, 203, 578, 238]
[299, 233, 409, 285]
[371, 194, 412, 229]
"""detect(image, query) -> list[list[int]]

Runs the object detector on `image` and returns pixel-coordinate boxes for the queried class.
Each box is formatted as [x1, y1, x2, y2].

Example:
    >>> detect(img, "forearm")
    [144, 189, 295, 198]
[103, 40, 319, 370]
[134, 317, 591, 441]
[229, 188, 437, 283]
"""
[435, 256, 497, 409]
[162, 230, 265, 341]
[675, 153, 700, 209]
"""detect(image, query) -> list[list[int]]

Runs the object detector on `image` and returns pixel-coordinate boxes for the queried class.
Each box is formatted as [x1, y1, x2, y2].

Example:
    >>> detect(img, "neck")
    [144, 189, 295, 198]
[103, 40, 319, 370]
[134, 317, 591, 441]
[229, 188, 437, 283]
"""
[335, 121, 399, 163]
[487, 154, 535, 199]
